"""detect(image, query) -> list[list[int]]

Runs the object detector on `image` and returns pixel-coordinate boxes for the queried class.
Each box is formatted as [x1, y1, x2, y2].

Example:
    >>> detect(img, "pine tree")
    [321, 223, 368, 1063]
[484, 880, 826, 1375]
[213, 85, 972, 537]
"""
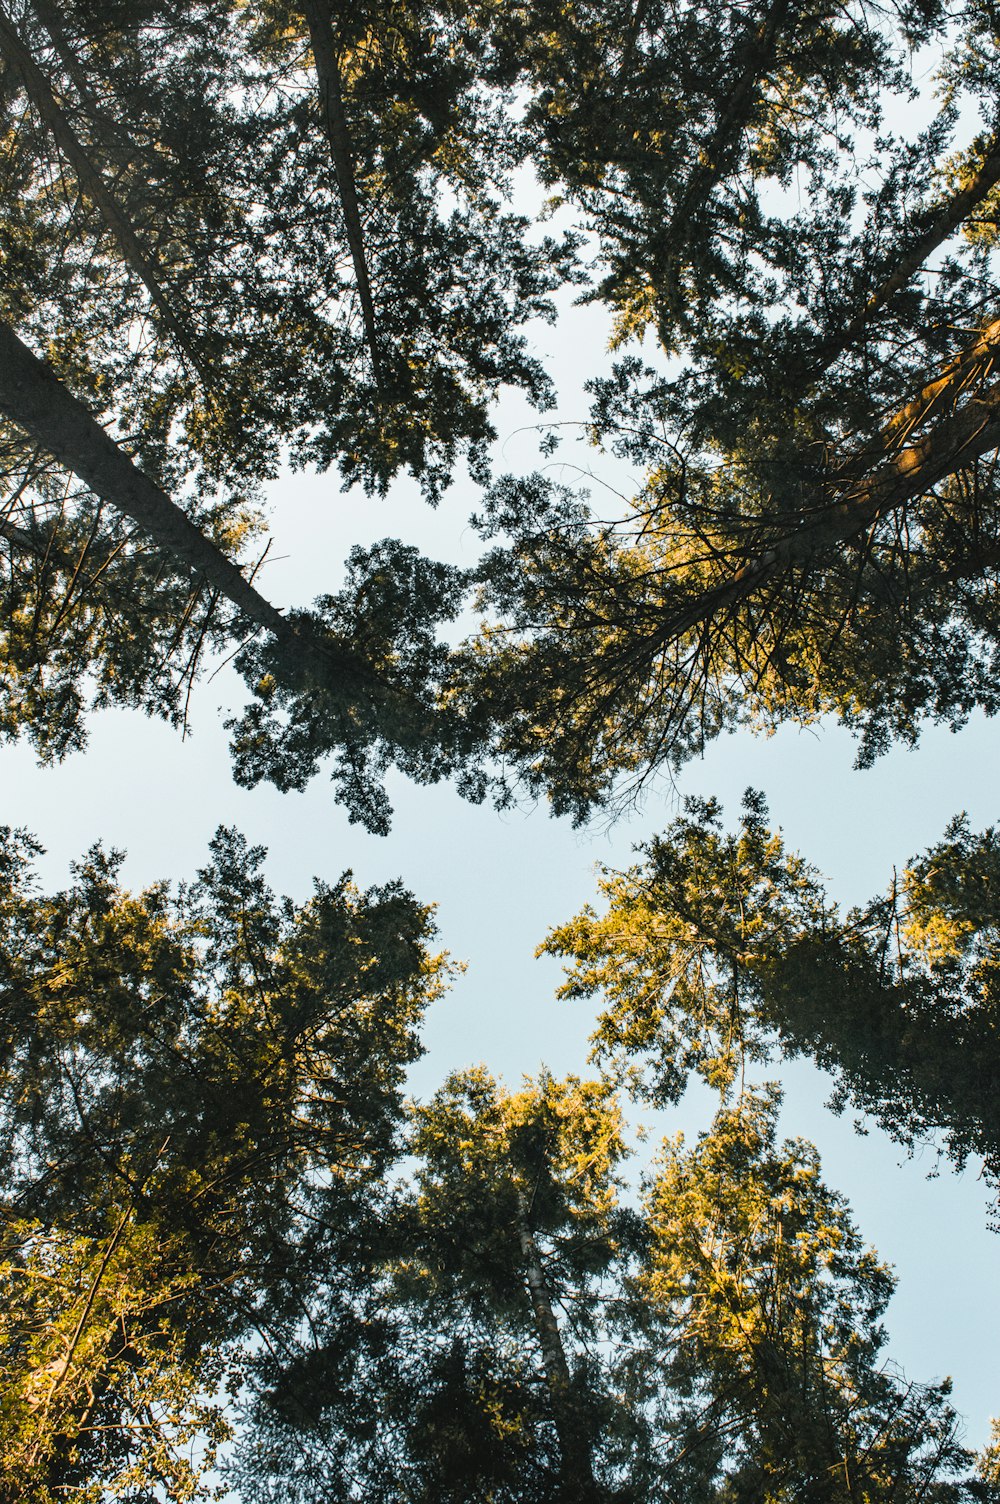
[236, 1069, 644, 1503]
[637, 1087, 986, 1504]
[542, 792, 1000, 1205]
[0, 823, 448, 1499]
[0, 0, 569, 822]
[448, 0, 1000, 817]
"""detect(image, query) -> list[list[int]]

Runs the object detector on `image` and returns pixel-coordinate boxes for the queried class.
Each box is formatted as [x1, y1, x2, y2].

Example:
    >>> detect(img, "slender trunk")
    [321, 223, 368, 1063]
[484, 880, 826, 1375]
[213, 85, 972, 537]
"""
[0, 321, 311, 657]
[0, 3, 209, 383]
[300, 1, 383, 388]
[27, 0, 120, 136]
[516, 1190, 600, 1502]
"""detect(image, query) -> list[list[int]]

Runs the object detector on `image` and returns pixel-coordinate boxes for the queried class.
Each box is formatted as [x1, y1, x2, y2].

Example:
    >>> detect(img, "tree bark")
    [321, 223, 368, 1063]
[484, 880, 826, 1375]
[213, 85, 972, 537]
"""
[0, 3, 209, 382]
[0, 321, 305, 653]
[516, 1189, 601, 1502]
[300, 1, 383, 388]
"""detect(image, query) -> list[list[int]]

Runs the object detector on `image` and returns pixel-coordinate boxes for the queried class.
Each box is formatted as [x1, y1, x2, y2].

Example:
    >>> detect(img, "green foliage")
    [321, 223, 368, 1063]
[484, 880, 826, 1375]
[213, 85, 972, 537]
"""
[444, 0, 1000, 818]
[3, 0, 1000, 824]
[460, 436, 1000, 819]
[0, 2, 998, 1493]
[543, 791, 825, 1096]
[543, 794, 1000, 1198]
[235, 1070, 646, 1502]
[228, 540, 480, 834]
[235, 1069, 998, 1503]
[1, 0, 572, 498]
[0, 447, 256, 758]
[0, 0, 572, 798]
[0, 1214, 232, 1504]
[407, 1068, 630, 1314]
[637, 1088, 988, 1503]
[0, 823, 447, 1499]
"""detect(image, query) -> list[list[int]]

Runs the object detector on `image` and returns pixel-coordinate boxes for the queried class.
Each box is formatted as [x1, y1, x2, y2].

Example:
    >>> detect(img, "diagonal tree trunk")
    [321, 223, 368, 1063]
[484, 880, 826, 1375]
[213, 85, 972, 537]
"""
[27, 0, 121, 138]
[0, 320, 322, 663]
[0, 2, 210, 384]
[808, 132, 1000, 379]
[875, 314, 1000, 449]
[646, 335, 1000, 650]
[299, 1, 384, 389]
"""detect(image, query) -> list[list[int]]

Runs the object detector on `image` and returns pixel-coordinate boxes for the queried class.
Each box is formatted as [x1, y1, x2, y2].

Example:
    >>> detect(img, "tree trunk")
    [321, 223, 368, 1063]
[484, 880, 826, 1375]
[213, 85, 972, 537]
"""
[648, 359, 1000, 649]
[27, 0, 126, 142]
[0, 321, 312, 657]
[0, 3, 208, 382]
[300, 1, 383, 388]
[516, 1189, 601, 1502]
[809, 134, 1000, 376]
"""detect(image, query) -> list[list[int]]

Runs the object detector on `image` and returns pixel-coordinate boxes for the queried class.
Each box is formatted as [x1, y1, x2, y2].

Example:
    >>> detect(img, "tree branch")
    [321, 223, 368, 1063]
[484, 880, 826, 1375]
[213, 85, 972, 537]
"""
[810, 133, 1000, 377]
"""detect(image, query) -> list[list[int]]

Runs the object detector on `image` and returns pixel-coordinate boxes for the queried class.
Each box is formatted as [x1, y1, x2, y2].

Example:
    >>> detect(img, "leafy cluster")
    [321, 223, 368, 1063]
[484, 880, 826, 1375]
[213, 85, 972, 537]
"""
[0, 824, 445, 1498]
[544, 793, 1000, 1195]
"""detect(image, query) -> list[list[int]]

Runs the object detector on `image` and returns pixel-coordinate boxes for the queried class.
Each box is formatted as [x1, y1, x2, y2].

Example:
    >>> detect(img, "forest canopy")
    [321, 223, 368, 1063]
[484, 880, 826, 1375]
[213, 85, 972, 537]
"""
[0, 0, 999, 1498]
[0, 0, 999, 826]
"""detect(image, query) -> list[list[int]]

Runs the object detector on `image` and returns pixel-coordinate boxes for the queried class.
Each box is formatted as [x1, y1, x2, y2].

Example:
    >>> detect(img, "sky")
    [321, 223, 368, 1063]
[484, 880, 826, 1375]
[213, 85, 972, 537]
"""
[7, 271, 1000, 1455]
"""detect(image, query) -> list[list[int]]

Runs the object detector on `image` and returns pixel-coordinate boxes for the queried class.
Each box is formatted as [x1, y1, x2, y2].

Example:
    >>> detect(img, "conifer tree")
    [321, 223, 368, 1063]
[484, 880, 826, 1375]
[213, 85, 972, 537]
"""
[235, 1071, 996, 1502]
[0, 823, 447, 1499]
[543, 792, 1000, 1204]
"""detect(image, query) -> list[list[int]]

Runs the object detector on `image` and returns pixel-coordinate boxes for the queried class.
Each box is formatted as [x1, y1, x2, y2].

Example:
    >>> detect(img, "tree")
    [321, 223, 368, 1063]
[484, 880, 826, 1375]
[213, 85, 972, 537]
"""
[0, 2, 997, 1495]
[0, 0, 571, 497]
[442, 0, 1000, 819]
[542, 792, 1000, 1205]
[0, 322, 481, 830]
[0, 822, 448, 1499]
[0, 0, 572, 822]
[221, 0, 1000, 819]
[235, 1069, 644, 1503]
[4, 0, 1000, 827]
[233, 1069, 998, 1503]
[636, 1087, 989, 1504]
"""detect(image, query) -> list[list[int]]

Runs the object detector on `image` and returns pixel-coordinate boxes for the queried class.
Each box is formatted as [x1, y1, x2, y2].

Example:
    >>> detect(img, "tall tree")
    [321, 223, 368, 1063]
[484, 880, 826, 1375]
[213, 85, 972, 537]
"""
[5, 0, 1000, 825]
[0, 822, 448, 1499]
[542, 792, 1000, 1205]
[235, 1069, 643, 1503]
[0, 323, 481, 830]
[0, 0, 584, 826]
[0, 0, 572, 498]
[636, 1087, 989, 1503]
[438, 0, 1000, 819]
